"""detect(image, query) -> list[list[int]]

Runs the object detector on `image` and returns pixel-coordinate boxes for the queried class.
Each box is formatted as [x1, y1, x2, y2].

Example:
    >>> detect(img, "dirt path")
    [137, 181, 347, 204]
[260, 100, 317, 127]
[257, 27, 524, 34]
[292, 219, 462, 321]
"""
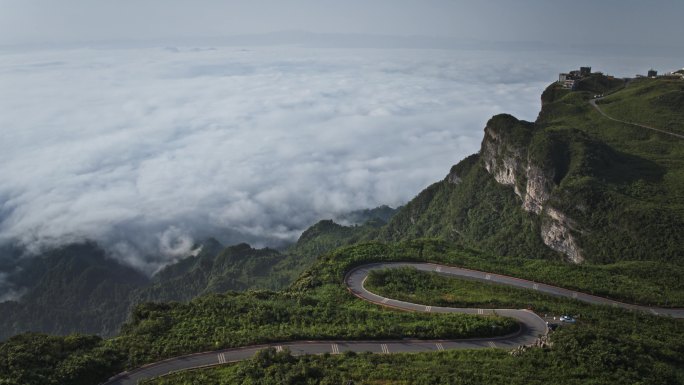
[589, 99, 684, 140]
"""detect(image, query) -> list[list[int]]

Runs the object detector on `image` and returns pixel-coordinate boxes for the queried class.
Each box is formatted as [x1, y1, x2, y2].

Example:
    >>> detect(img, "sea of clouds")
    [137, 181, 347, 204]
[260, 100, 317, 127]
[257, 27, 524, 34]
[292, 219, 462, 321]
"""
[0, 45, 678, 273]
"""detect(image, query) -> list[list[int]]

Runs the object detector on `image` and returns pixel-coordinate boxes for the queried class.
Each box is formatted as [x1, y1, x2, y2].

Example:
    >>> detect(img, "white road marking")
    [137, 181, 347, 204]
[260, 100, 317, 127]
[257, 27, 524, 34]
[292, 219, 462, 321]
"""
[425, 305, 432, 312]
[435, 266, 442, 272]
[485, 274, 491, 280]
[436, 343, 444, 351]
[533, 283, 539, 290]
[381, 297, 389, 304]
[106, 263, 684, 382]
[331, 343, 340, 354]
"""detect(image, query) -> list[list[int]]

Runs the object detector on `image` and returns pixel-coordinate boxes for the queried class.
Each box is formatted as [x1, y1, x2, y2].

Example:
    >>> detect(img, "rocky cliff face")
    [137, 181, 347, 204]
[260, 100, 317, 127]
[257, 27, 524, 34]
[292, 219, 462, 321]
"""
[481, 125, 524, 196]
[540, 208, 584, 264]
[445, 172, 462, 185]
[521, 165, 554, 215]
[480, 115, 584, 263]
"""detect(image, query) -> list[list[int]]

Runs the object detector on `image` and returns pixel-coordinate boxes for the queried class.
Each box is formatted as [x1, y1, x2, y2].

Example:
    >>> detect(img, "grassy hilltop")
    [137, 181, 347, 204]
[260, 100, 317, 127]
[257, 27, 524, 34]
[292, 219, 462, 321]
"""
[597, 76, 684, 135]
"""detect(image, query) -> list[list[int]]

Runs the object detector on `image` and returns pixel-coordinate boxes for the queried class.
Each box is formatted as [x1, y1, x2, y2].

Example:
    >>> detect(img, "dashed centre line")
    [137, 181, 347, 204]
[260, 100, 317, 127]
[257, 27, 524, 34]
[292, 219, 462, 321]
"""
[435, 266, 442, 272]
[101, 262, 684, 384]
[533, 283, 539, 290]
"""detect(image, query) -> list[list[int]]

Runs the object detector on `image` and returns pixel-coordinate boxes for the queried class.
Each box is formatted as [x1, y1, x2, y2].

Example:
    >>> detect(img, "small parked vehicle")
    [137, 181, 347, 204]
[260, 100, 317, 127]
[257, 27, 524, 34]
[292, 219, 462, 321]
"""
[559, 315, 576, 323]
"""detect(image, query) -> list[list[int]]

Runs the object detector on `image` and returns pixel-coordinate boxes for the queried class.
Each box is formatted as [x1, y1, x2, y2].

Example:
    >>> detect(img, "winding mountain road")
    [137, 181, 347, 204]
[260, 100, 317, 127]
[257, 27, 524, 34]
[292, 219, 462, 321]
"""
[102, 262, 683, 385]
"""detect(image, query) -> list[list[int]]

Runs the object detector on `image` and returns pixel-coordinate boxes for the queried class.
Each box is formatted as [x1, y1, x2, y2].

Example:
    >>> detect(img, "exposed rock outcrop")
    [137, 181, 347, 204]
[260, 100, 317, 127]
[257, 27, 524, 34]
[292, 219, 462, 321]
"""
[541, 208, 584, 263]
[480, 114, 584, 263]
[481, 118, 525, 198]
[446, 172, 462, 185]
[522, 165, 554, 214]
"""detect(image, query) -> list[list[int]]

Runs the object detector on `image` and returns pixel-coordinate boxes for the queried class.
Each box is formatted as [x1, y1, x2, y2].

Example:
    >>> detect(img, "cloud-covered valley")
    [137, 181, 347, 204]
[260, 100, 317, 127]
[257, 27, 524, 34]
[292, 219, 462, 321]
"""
[1, 45, 671, 273]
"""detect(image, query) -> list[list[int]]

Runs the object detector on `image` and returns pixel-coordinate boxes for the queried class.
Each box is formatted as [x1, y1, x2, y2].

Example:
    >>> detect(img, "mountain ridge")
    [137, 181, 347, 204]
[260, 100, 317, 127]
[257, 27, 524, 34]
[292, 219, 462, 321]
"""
[299, 73, 684, 264]
[1, 70, 684, 385]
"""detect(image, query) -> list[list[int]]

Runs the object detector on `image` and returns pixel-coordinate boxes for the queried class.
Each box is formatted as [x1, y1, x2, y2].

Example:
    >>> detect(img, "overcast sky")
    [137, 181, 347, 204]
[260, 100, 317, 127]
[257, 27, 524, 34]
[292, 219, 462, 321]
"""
[1, 0, 683, 49]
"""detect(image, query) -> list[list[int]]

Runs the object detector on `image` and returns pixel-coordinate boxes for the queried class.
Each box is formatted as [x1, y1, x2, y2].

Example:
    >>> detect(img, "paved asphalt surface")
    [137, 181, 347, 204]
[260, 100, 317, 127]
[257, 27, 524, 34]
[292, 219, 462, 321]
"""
[589, 98, 684, 139]
[103, 262, 682, 385]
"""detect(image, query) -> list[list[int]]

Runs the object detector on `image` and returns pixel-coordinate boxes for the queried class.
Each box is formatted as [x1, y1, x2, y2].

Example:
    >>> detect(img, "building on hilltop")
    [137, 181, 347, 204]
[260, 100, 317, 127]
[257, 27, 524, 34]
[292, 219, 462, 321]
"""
[558, 66, 592, 89]
[664, 70, 684, 80]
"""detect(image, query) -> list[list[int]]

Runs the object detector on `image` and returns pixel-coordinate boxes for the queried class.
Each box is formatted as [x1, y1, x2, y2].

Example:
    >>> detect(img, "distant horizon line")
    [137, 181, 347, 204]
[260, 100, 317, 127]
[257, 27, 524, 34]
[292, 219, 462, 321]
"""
[1, 30, 682, 57]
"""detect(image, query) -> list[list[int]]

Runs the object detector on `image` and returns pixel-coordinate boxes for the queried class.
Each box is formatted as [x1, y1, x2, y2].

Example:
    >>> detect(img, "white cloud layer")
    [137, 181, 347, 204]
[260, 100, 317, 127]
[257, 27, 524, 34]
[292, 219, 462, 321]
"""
[1, 46, 678, 273]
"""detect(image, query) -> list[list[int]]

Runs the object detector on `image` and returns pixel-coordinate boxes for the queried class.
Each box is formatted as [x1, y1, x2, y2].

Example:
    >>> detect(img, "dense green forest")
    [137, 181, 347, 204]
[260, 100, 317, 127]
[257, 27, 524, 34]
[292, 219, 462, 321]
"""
[142, 253, 684, 385]
[377, 152, 556, 258]
[0, 239, 308, 339]
[0, 205, 400, 341]
[135, 241, 307, 303]
[0, 243, 149, 340]
[143, 338, 683, 385]
[2, 239, 684, 385]
[0, 333, 119, 385]
[0, 240, 316, 340]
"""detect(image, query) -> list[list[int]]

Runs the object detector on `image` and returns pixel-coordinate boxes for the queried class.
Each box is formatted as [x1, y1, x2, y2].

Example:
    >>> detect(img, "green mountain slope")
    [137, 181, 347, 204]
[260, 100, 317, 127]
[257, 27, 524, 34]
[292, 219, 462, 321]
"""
[0, 243, 149, 340]
[335, 204, 399, 225]
[287, 219, 381, 259]
[0, 240, 315, 340]
[134, 241, 309, 303]
[597, 77, 684, 134]
[377, 151, 555, 259]
[4, 239, 683, 385]
[297, 74, 684, 264]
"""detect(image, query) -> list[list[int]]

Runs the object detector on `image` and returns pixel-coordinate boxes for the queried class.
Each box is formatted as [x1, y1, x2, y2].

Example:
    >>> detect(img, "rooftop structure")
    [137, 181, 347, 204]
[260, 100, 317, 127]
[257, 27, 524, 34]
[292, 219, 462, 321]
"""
[558, 66, 592, 89]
